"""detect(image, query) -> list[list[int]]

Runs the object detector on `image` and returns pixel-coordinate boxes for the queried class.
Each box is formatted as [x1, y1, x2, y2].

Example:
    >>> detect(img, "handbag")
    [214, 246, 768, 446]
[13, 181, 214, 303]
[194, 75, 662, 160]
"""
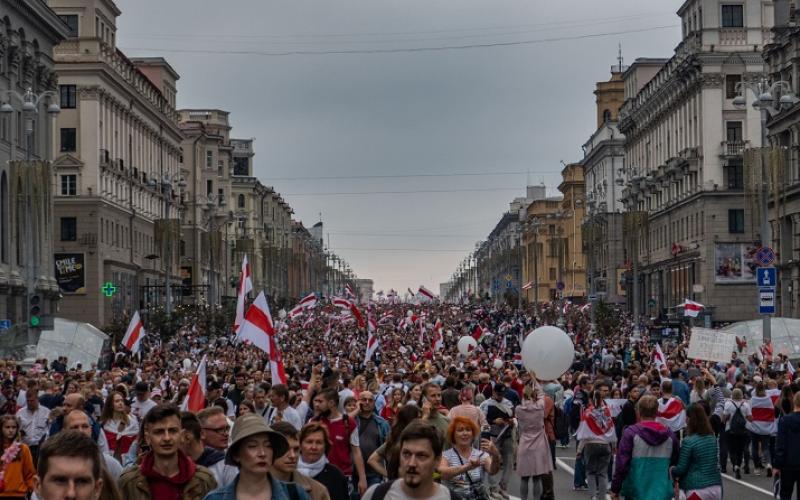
[453, 449, 489, 500]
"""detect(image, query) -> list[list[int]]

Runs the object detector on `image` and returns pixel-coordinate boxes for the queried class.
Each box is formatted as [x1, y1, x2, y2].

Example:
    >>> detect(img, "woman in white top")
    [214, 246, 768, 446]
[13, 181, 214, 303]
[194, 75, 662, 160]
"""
[721, 388, 753, 479]
[438, 415, 500, 498]
[100, 390, 139, 462]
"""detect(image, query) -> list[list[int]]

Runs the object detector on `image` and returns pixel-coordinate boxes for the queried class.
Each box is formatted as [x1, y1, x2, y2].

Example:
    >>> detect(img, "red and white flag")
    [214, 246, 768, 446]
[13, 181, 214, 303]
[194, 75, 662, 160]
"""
[234, 255, 253, 335]
[580, 303, 591, 312]
[418, 286, 435, 300]
[267, 331, 288, 385]
[237, 292, 275, 353]
[788, 360, 796, 381]
[562, 301, 572, 315]
[365, 314, 379, 363]
[324, 320, 332, 340]
[767, 387, 782, 405]
[345, 283, 356, 299]
[181, 355, 207, 413]
[657, 397, 686, 432]
[121, 311, 144, 355]
[575, 404, 616, 442]
[471, 324, 485, 343]
[748, 395, 777, 435]
[521, 281, 533, 291]
[288, 304, 305, 320]
[298, 293, 317, 309]
[682, 298, 704, 318]
[418, 322, 426, 345]
[652, 343, 666, 371]
[431, 325, 443, 352]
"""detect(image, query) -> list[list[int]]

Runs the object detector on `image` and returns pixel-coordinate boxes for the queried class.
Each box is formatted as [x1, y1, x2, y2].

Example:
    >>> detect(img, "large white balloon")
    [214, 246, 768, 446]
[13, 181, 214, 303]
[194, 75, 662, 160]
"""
[457, 336, 478, 356]
[521, 326, 574, 380]
[492, 358, 504, 369]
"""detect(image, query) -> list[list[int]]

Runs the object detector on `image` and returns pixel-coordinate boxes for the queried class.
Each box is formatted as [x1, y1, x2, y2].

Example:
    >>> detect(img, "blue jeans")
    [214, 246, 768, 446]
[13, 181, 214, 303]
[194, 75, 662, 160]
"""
[574, 440, 587, 488]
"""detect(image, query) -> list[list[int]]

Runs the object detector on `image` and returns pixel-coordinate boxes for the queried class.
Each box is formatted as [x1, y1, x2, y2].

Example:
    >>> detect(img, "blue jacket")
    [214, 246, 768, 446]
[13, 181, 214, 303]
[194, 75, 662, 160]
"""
[203, 473, 310, 500]
[775, 413, 800, 470]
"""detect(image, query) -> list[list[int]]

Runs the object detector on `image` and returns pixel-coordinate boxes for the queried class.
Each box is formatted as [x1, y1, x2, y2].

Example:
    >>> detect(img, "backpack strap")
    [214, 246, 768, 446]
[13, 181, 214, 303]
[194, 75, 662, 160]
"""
[370, 480, 394, 500]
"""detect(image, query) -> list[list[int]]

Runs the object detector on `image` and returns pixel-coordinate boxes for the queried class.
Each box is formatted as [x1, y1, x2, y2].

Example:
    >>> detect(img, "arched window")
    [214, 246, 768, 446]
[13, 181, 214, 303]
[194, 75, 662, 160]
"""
[238, 194, 245, 209]
[602, 109, 612, 123]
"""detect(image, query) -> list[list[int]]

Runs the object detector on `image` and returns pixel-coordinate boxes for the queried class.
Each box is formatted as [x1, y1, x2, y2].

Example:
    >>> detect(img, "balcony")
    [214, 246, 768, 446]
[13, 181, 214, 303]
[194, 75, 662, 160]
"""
[720, 140, 746, 157]
[719, 28, 747, 46]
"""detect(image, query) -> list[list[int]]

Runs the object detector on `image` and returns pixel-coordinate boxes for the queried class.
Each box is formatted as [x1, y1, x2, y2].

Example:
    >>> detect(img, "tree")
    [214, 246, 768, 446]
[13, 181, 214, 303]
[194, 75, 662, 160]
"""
[595, 300, 620, 338]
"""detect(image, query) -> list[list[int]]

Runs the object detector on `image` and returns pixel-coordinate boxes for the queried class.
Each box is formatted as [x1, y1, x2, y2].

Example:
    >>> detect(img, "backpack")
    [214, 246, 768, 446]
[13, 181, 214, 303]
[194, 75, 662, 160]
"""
[728, 403, 748, 435]
[554, 405, 569, 440]
[370, 480, 463, 500]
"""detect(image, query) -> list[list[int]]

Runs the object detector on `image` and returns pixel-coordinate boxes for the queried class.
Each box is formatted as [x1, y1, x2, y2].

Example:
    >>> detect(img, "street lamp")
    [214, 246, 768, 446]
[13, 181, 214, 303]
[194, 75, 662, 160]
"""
[200, 193, 226, 306]
[148, 174, 186, 316]
[733, 78, 799, 343]
[1, 87, 60, 343]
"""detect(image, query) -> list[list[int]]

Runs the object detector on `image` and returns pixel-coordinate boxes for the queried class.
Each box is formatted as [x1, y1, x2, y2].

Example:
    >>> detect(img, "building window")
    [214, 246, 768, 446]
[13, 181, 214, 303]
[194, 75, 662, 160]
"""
[60, 128, 76, 152]
[60, 217, 77, 241]
[60, 174, 77, 196]
[728, 209, 745, 233]
[218, 188, 225, 206]
[725, 74, 742, 99]
[59, 15, 79, 37]
[721, 4, 744, 28]
[602, 109, 612, 123]
[238, 194, 245, 208]
[206, 150, 213, 168]
[726, 121, 743, 143]
[725, 163, 744, 189]
[548, 268, 557, 281]
[233, 157, 249, 176]
[206, 180, 213, 196]
[59, 85, 77, 109]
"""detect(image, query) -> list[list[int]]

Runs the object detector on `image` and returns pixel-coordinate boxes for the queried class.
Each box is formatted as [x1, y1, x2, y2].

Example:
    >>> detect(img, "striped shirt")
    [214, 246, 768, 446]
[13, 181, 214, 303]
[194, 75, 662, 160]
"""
[442, 447, 484, 496]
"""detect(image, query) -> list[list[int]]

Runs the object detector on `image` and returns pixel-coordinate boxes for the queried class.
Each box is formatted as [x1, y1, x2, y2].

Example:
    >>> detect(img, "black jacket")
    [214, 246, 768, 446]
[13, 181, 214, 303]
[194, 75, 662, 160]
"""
[775, 413, 800, 470]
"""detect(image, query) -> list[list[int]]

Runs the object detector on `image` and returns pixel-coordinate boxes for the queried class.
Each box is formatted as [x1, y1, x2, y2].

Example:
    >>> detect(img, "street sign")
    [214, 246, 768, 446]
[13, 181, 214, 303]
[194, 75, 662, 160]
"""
[506, 281, 513, 289]
[759, 287, 776, 315]
[756, 247, 776, 267]
[101, 282, 118, 297]
[756, 267, 777, 288]
[0, 320, 10, 330]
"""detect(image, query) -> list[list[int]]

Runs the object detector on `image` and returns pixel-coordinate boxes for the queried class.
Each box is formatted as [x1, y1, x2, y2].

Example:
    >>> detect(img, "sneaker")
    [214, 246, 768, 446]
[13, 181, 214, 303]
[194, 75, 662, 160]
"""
[744, 465, 751, 475]
[735, 467, 742, 480]
[755, 468, 762, 476]
[572, 485, 589, 491]
[767, 467, 773, 478]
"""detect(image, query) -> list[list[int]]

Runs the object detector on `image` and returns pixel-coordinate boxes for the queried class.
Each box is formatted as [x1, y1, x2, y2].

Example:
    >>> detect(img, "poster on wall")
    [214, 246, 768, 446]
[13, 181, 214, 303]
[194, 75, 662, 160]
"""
[54, 253, 85, 293]
[714, 243, 757, 283]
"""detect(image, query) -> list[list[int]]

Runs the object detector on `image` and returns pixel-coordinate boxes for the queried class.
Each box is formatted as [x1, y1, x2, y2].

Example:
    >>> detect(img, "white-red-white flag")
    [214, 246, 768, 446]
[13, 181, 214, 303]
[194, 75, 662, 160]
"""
[267, 332, 287, 385]
[652, 343, 666, 371]
[365, 313, 379, 364]
[298, 293, 317, 309]
[418, 286, 435, 300]
[333, 297, 365, 328]
[181, 355, 207, 413]
[238, 292, 275, 353]
[431, 323, 443, 352]
[324, 319, 332, 340]
[234, 255, 253, 335]
[681, 298, 704, 318]
[521, 281, 533, 291]
[345, 283, 356, 299]
[121, 311, 144, 355]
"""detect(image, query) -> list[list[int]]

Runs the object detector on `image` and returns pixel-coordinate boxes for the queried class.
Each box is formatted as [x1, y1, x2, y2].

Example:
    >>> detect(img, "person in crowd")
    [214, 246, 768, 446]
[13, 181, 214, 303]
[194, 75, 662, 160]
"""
[310, 388, 368, 496]
[689, 378, 706, 404]
[179, 412, 238, 489]
[297, 422, 350, 500]
[670, 403, 722, 500]
[356, 391, 390, 488]
[438, 416, 499, 498]
[379, 388, 404, 425]
[368, 404, 422, 480]
[237, 400, 255, 417]
[576, 388, 615, 500]
[99, 390, 138, 460]
[130, 382, 156, 421]
[420, 384, 450, 446]
[198, 406, 231, 452]
[610, 395, 679, 500]
[253, 384, 270, 420]
[479, 382, 514, 494]
[63, 409, 124, 481]
[516, 378, 555, 500]
[224, 372, 247, 413]
[362, 421, 464, 500]
[0, 414, 35, 498]
[403, 384, 423, 406]
[270, 421, 330, 500]
[774, 392, 800, 499]
[16, 381, 49, 463]
[722, 387, 753, 479]
[267, 384, 303, 430]
[440, 377, 460, 410]
[204, 414, 304, 500]
[448, 386, 487, 431]
[748, 381, 775, 477]
[34, 431, 105, 500]
[656, 380, 686, 435]
[570, 375, 592, 491]
[118, 404, 217, 499]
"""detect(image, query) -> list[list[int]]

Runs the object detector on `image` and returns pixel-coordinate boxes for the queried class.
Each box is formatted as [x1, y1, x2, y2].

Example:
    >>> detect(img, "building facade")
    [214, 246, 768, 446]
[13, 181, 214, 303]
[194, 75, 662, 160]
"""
[619, 0, 771, 324]
[0, 0, 68, 332]
[49, 0, 183, 327]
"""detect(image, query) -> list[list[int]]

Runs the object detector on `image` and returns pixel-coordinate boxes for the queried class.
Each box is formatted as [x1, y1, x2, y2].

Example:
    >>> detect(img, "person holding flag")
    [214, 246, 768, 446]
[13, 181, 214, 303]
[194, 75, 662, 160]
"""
[233, 255, 253, 337]
[576, 389, 616, 500]
[656, 380, 686, 435]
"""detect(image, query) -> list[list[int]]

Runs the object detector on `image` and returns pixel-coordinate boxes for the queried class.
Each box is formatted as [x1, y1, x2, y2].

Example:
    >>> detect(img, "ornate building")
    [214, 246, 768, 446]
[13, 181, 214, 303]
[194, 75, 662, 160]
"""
[49, 0, 183, 327]
[619, 0, 771, 323]
[0, 0, 68, 333]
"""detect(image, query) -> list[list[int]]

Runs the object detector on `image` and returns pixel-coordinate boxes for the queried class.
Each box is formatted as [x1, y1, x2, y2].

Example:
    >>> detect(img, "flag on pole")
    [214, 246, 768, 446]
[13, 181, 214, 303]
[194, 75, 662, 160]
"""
[121, 311, 144, 355]
[234, 255, 253, 335]
[431, 326, 443, 352]
[237, 292, 275, 353]
[345, 283, 356, 299]
[521, 281, 533, 291]
[298, 293, 317, 309]
[333, 297, 366, 328]
[267, 331, 288, 385]
[652, 343, 666, 371]
[471, 324, 485, 343]
[365, 313, 379, 364]
[288, 304, 305, 320]
[181, 355, 207, 413]
[324, 320, 332, 340]
[418, 286, 435, 300]
[681, 298, 704, 318]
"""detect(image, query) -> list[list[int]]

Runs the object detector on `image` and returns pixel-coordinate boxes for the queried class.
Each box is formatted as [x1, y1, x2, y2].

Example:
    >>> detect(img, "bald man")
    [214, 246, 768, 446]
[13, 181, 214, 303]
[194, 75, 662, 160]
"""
[48, 394, 111, 455]
[64, 410, 123, 480]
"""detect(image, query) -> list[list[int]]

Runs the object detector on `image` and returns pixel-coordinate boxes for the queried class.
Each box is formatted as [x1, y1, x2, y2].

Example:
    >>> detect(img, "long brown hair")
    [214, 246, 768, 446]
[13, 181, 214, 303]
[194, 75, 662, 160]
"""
[686, 403, 713, 436]
[0, 415, 20, 449]
[100, 391, 129, 427]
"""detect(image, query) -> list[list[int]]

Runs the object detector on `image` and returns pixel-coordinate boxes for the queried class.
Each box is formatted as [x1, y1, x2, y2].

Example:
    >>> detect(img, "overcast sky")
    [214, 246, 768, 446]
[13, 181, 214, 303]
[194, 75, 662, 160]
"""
[117, 0, 683, 295]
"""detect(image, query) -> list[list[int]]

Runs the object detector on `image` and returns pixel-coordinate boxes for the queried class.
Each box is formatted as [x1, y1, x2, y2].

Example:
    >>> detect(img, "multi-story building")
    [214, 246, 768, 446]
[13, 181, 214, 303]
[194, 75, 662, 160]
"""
[0, 0, 68, 333]
[619, 0, 771, 324]
[48, 0, 183, 327]
[177, 109, 232, 306]
[582, 63, 628, 304]
[288, 221, 327, 300]
[761, 0, 800, 318]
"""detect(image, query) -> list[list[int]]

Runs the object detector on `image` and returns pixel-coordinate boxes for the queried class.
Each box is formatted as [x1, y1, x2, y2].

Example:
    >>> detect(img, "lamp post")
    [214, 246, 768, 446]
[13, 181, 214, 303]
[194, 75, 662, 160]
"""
[200, 193, 226, 306]
[1, 88, 60, 343]
[149, 174, 186, 316]
[733, 79, 798, 344]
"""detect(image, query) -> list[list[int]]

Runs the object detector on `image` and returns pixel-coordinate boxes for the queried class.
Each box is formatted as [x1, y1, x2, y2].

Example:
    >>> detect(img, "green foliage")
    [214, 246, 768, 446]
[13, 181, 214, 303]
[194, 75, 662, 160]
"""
[595, 300, 620, 338]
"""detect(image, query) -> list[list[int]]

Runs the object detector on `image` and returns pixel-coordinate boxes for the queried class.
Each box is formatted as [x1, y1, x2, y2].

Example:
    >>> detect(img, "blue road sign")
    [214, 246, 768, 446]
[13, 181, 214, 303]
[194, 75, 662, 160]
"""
[506, 281, 513, 289]
[759, 288, 776, 315]
[757, 267, 777, 288]
[756, 247, 776, 267]
[557, 281, 565, 291]
[0, 320, 9, 330]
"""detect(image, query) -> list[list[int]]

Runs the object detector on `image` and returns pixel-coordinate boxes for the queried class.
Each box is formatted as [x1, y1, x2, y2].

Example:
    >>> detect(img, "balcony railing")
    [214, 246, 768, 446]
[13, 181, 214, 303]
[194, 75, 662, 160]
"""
[721, 140, 745, 156]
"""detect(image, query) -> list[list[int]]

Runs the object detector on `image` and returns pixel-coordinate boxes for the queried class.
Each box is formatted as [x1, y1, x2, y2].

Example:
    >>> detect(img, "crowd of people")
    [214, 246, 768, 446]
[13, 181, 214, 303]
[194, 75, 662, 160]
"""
[0, 298, 798, 499]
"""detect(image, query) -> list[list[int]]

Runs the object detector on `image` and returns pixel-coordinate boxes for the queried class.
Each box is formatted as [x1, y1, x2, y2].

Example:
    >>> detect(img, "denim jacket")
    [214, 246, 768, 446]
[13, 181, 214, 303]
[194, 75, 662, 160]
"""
[203, 473, 310, 500]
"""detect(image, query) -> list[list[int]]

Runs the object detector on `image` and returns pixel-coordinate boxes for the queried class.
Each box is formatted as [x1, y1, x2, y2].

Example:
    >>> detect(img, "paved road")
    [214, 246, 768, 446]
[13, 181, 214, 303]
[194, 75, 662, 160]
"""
[503, 445, 776, 499]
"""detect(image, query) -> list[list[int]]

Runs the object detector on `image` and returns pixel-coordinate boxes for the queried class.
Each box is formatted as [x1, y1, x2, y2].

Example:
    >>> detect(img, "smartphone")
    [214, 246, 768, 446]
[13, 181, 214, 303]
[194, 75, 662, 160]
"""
[480, 430, 493, 441]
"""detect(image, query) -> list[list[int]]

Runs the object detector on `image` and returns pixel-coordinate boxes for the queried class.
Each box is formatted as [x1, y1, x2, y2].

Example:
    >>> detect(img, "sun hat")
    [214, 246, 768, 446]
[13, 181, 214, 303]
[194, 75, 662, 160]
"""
[225, 414, 289, 466]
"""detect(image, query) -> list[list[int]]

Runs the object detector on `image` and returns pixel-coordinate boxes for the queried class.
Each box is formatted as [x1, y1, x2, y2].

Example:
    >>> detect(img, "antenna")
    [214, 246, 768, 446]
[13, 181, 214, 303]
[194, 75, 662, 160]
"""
[618, 43, 624, 71]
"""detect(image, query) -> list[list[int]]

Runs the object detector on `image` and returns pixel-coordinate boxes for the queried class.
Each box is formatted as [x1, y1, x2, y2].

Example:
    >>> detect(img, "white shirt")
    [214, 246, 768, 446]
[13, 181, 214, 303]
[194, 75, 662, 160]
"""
[16, 405, 50, 446]
[103, 453, 123, 480]
[362, 481, 450, 500]
[131, 398, 157, 420]
[266, 405, 303, 431]
[723, 400, 752, 432]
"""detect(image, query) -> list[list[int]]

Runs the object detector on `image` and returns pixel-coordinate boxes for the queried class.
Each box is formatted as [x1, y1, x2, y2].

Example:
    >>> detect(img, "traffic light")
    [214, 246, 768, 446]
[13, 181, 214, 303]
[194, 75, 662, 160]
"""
[29, 295, 41, 327]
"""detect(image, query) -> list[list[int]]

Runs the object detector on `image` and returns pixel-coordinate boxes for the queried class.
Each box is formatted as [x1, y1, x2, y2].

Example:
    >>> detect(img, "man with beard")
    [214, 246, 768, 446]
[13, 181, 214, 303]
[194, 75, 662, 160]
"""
[362, 421, 462, 499]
